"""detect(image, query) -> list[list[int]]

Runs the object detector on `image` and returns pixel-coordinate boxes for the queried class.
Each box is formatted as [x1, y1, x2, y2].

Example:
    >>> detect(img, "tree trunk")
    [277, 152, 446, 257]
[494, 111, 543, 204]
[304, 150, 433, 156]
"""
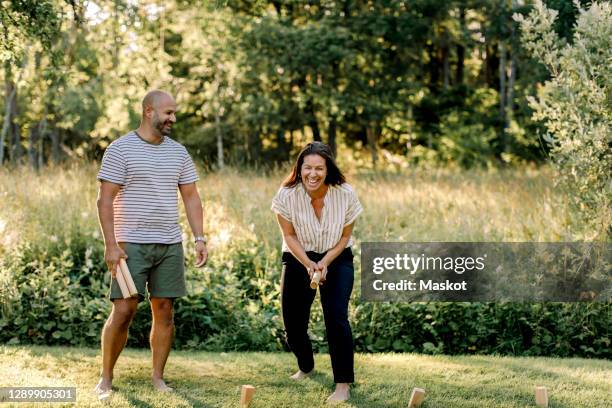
[112, 0, 120, 69]
[506, 49, 516, 125]
[1, 75, 16, 166]
[505, 0, 518, 134]
[38, 135, 44, 169]
[485, 43, 498, 88]
[306, 99, 321, 141]
[440, 27, 450, 90]
[498, 39, 507, 152]
[247, 128, 262, 164]
[215, 110, 224, 169]
[1, 52, 27, 166]
[50, 128, 60, 164]
[442, 45, 450, 90]
[366, 123, 379, 168]
[427, 44, 439, 92]
[29, 123, 39, 170]
[328, 61, 340, 156]
[328, 116, 337, 157]
[456, 5, 465, 85]
[277, 128, 288, 158]
[10, 90, 22, 163]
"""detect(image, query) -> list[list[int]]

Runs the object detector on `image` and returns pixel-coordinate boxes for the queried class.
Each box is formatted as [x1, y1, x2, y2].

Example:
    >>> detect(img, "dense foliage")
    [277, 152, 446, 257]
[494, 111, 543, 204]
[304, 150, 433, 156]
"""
[1, 232, 609, 358]
[0, 0, 596, 169]
[516, 1, 611, 238]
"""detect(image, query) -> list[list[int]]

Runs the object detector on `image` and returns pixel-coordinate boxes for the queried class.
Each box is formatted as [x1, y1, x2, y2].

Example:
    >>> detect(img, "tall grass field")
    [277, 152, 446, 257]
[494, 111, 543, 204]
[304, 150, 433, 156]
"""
[0, 164, 608, 359]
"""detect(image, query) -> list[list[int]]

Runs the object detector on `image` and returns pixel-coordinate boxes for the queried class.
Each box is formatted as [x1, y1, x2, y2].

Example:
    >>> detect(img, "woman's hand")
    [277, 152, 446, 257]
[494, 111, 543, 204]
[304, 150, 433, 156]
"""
[316, 260, 329, 283]
[305, 260, 319, 279]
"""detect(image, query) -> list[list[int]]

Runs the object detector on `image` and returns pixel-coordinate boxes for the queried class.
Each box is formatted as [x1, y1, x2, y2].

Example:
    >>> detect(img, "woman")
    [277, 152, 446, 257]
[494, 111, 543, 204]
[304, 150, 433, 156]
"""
[271, 142, 363, 402]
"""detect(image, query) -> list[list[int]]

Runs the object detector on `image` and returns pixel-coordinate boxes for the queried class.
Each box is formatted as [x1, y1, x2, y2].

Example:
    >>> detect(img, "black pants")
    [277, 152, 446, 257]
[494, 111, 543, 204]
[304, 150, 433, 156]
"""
[281, 248, 355, 383]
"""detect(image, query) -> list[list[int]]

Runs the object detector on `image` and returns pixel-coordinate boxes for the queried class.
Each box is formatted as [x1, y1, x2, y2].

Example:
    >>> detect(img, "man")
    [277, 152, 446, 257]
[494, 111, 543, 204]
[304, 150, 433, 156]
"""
[94, 90, 208, 394]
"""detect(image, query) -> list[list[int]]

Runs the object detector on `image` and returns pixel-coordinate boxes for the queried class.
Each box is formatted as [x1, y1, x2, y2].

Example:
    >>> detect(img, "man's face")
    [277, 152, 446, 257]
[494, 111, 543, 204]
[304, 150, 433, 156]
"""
[149, 96, 177, 136]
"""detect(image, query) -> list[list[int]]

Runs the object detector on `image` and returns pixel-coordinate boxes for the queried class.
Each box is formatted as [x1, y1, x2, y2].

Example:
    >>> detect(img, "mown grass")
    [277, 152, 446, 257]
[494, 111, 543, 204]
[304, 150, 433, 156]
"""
[1, 346, 610, 407]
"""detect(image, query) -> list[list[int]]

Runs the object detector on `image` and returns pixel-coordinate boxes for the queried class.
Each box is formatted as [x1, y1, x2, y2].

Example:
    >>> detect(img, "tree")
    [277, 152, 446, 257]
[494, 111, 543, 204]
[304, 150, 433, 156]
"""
[515, 0, 611, 238]
[0, 0, 62, 165]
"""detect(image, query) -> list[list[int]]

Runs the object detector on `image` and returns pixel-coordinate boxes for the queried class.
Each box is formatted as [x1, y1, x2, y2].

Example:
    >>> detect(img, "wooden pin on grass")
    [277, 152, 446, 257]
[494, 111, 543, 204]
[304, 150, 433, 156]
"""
[535, 386, 548, 408]
[408, 387, 426, 408]
[240, 385, 255, 407]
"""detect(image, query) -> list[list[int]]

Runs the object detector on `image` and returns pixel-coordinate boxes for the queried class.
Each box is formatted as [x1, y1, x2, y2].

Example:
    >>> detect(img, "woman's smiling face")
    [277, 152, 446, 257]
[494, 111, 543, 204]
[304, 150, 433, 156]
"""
[301, 154, 327, 193]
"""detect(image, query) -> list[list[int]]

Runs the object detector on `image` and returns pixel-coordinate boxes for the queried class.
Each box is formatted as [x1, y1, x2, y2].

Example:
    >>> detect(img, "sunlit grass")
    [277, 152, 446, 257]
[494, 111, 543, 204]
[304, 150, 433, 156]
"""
[0, 163, 579, 257]
[0, 166, 605, 406]
[1, 345, 610, 407]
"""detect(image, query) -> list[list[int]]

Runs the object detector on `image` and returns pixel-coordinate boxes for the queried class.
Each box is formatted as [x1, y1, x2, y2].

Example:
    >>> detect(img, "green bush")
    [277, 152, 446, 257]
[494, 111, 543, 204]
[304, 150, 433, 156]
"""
[1, 233, 609, 358]
[516, 1, 612, 238]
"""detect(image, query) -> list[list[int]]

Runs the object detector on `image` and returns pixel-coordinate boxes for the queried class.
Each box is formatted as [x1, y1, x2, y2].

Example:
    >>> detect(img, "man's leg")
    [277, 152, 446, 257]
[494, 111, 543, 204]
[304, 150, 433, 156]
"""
[150, 297, 175, 391]
[95, 298, 138, 393]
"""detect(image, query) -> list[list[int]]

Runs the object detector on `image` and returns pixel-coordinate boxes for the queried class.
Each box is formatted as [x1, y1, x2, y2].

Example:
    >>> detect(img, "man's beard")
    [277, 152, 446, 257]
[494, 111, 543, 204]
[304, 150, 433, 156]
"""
[153, 113, 172, 136]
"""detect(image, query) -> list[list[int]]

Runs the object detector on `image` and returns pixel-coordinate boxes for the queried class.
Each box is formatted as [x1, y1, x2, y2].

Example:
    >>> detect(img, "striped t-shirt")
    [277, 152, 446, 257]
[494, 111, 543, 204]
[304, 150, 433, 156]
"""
[271, 182, 363, 253]
[97, 131, 199, 244]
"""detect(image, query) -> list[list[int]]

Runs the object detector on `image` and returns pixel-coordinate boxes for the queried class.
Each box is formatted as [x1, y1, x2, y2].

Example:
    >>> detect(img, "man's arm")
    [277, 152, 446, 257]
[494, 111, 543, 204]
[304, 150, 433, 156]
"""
[179, 182, 208, 267]
[96, 181, 126, 277]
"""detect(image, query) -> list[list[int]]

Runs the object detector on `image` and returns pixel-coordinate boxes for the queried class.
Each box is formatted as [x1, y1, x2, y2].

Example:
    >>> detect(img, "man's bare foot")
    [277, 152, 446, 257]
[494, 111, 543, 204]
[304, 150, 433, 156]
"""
[94, 377, 112, 394]
[289, 369, 312, 380]
[326, 383, 350, 403]
[152, 377, 174, 392]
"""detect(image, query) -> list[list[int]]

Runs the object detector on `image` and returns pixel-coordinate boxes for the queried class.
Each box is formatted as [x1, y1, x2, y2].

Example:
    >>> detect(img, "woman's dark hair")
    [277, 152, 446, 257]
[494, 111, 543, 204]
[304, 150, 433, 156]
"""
[283, 142, 346, 188]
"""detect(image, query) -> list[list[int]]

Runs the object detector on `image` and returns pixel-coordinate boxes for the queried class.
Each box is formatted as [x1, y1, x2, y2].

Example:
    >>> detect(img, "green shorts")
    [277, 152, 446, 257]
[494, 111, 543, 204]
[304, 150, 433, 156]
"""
[109, 242, 187, 302]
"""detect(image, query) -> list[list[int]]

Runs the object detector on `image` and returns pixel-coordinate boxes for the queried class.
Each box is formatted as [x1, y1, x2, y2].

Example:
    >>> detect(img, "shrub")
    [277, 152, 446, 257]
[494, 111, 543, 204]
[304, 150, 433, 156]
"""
[515, 1, 612, 238]
[1, 234, 609, 358]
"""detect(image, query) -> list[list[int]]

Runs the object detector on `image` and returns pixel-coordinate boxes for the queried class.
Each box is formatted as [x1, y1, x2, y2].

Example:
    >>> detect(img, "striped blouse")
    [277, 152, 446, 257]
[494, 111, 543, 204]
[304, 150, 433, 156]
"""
[271, 182, 363, 253]
[97, 131, 199, 244]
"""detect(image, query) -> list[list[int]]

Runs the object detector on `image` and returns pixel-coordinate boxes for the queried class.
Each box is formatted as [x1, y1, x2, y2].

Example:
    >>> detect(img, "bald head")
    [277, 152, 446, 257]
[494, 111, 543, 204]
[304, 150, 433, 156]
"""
[142, 90, 174, 112]
[141, 90, 177, 137]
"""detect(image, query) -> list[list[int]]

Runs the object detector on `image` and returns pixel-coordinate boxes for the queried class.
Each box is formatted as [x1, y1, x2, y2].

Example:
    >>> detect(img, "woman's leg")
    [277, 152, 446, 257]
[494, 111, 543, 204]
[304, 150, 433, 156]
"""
[320, 250, 355, 384]
[281, 253, 317, 375]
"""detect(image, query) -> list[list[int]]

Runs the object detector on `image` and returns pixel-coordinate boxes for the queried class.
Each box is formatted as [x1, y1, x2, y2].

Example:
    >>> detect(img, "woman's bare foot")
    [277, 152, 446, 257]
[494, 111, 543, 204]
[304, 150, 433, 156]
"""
[93, 377, 112, 394]
[152, 377, 174, 392]
[326, 383, 350, 403]
[289, 369, 312, 380]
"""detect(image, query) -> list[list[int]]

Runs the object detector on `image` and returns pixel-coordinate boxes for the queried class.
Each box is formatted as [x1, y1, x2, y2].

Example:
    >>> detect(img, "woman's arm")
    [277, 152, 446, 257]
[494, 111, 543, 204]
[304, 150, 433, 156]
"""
[316, 222, 355, 281]
[276, 214, 318, 276]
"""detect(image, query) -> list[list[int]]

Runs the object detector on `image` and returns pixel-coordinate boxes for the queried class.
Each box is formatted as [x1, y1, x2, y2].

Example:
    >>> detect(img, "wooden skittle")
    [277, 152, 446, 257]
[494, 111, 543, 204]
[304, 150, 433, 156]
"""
[240, 385, 255, 407]
[115, 265, 130, 299]
[310, 271, 321, 289]
[535, 386, 548, 407]
[408, 387, 426, 408]
[119, 258, 138, 297]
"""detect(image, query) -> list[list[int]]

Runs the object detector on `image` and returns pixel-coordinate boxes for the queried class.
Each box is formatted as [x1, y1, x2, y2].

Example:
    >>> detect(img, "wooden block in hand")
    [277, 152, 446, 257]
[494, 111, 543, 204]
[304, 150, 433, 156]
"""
[119, 258, 138, 297]
[535, 386, 548, 407]
[408, 387, 426, 408]
[310, 271, 321, 289]
[115, 265, 130, 299]
[240, 384, 255, 407]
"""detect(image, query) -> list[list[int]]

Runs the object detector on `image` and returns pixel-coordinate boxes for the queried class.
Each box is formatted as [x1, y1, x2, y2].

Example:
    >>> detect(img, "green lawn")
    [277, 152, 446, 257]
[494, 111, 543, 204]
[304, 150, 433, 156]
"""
[1, 346, 610, 407]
